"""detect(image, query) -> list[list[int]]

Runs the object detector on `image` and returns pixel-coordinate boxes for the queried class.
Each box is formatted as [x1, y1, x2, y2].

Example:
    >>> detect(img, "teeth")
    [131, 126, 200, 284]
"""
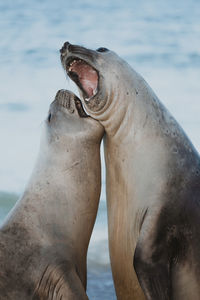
[85, 88, 98, 102]
[93, 88, 97, 96]
[70, 60, 77, 66]
[68, 59, 81, 72]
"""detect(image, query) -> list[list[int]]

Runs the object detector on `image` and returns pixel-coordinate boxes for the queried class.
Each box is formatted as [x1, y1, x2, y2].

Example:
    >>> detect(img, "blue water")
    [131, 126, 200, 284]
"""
[0, 0, 200, 299]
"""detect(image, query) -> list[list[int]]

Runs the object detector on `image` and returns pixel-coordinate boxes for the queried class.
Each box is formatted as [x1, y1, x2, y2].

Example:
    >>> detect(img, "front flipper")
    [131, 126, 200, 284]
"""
[134, 243, 172, 300]
[33, 261, 89, 300]
[133, 209, 176, 300]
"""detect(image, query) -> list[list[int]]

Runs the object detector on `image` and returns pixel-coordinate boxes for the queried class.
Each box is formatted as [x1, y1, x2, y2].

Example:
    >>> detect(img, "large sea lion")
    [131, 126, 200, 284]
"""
[60, 42, 200, 300]
[0, 90, 104, 299]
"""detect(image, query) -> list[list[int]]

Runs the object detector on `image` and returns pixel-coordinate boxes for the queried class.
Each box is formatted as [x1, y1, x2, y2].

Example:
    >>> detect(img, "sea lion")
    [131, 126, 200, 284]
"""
[0, 90, 104, 299]
[60, 42, 200, 300]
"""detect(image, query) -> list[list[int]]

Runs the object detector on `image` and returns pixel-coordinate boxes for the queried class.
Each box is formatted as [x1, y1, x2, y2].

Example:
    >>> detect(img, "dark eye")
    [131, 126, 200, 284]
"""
[96, 47, 109, 53]
[48, 113, 51, 122]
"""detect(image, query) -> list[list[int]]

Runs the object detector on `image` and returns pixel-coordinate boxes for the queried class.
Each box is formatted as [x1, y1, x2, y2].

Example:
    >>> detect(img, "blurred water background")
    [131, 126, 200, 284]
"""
[0, 0, 200, 299]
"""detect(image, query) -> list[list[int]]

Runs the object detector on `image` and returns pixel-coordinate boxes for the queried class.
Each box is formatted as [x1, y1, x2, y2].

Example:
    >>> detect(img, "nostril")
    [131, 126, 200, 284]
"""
[60, 41, 70, 54]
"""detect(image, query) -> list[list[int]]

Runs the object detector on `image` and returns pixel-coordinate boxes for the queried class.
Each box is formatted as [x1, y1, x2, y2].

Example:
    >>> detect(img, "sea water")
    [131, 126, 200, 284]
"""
[0, 0, 200, 299]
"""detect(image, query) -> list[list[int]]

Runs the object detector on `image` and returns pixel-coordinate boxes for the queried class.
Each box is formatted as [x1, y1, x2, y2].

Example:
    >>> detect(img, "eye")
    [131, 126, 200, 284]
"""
[96, 47, 109, 53]
[48, 113, 51, 122]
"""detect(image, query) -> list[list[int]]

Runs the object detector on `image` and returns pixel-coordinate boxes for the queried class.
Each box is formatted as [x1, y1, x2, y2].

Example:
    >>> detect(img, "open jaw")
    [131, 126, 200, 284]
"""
[65, 57, 99, 101]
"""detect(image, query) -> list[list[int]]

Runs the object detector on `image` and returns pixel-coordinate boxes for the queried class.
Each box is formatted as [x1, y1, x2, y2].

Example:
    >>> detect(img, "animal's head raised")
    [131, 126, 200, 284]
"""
[60, 42, 134, 117]
[46, 89, 103, 146]
[35, 89, 104, 181]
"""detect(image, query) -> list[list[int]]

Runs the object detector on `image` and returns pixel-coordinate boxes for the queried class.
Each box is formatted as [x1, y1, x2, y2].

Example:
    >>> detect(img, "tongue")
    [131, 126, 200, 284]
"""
[71, 61, 98, 98]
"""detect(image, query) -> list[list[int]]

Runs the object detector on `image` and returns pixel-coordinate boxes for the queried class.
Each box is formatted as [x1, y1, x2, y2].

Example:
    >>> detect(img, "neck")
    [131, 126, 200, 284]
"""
[88, 88, 134, 139]
[90, 68, 172, 143]
[2, 145, 101, 265]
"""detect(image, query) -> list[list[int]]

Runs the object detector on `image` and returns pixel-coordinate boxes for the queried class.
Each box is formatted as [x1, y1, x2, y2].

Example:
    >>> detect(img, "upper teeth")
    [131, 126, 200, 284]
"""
[68, 59, 81, 71]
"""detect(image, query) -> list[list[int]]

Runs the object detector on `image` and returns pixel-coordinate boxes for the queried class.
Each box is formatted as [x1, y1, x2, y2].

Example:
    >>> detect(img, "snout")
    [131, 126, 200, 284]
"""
[49, 89, 75, 117]
[60, 41, 85, 57]
[55, 89, 74, 111]
[60, 41, 71, 56]
[49, 90, 88, 119]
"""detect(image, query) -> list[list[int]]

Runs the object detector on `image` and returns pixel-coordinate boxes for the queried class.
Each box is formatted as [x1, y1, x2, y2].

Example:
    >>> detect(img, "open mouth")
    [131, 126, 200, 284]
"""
[52, 89, 89, 118]
[66, 57, 99, 101]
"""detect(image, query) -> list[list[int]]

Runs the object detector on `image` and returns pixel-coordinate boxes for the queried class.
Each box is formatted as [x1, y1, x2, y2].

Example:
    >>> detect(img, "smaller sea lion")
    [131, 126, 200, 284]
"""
[0, 90, 104, 299]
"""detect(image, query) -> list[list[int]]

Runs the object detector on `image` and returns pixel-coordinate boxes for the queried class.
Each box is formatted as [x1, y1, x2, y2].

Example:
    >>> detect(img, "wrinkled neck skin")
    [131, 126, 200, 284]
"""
[0, 126, 102, 299]
[84, 64, 160, 150]
[84, 60, 139, 140]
